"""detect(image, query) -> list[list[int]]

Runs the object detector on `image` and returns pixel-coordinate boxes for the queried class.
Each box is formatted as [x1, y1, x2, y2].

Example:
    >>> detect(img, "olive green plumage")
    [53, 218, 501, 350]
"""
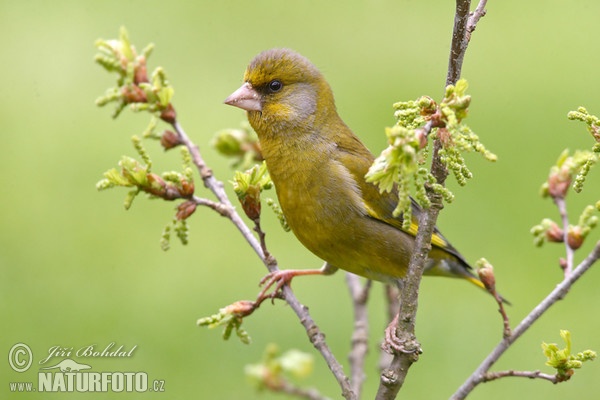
[226, 48, 484, 289]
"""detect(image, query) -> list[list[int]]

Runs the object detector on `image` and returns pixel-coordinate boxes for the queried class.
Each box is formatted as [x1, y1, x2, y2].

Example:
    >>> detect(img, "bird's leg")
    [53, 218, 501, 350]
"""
[256, 262, 338, 303]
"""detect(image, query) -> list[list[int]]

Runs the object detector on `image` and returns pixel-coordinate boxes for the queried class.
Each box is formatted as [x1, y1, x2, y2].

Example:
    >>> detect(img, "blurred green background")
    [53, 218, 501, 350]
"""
[2, 1, 600, 399]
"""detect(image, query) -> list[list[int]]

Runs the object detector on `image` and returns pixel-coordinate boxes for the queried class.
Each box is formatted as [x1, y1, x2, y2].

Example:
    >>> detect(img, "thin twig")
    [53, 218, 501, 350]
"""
[191, 195, 232, 218]
[554, 196, 574, 276]
[171, 120, 355, 399]
[346, 274, 372, 398]
[466, 0, 488, 40]
[495, 295, 512, 338]
[174, 121, 267, 260]
[275, 381, 331, 400]
[252, 218, 273, 262]
[446, 0, 473, 86]
[451, 241, 600, 400]
[481, 370, 558, 384]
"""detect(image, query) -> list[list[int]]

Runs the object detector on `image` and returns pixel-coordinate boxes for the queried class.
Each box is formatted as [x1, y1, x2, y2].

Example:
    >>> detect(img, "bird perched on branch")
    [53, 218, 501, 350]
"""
[225, 48, 491, 299]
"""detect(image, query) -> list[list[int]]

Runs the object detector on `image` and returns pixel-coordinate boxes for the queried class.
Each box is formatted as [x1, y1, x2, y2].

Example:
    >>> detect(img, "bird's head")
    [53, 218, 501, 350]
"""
[225, 48, 336, 135]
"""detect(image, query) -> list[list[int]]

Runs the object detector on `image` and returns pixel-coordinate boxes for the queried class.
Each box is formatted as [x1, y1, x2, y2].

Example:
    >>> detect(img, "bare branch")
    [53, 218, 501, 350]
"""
[191, 195, 233, 218]
[466, 0, 488, 40]
[275, 381, 331, 400]
[554, 196, 575, 276]
[482, 370, 558, 384]
[451, 241, 600, 399]
[446, 0, 473, 86]
[346, 274, 372, 398]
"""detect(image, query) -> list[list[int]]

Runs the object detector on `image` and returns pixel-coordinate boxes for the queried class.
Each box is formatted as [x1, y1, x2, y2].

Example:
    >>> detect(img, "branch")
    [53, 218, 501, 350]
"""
[274, 381, 331, 400]
[171, 120, 355, 399]
[173, 121, 267, 261]
[554, 196, 575, 276]
[346, 274, 372, 398]
[376, 1, 487, 398]
[451, 241, 600, 400]
[466, 0, 488, 41]
[446, 0, 473, 86]
[482, 370, 558, 384]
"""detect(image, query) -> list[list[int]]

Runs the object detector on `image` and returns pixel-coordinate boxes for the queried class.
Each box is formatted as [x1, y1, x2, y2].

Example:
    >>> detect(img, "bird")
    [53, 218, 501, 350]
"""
[224, 48, 491, 299]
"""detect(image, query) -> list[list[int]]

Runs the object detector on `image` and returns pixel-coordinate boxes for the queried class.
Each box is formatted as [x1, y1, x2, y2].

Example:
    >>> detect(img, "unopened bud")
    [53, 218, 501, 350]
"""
[176, 200, 197, 220]
[160, 103, 177, 124]
[547, 168, 571, 199]
[567, 226, 584, 250]
[178, 179, 195, 198]
[134, 56, 149, 84]
[559, 258, 568, 271]
[160, 130, 181, 150]
[476, 259, 496, 291]
[241, 195, 261, 221]
[145, 173, 167, 196]
[222, 300, 256, 318]
[545, 221, 564, 243]
[121, 84, 147, 104]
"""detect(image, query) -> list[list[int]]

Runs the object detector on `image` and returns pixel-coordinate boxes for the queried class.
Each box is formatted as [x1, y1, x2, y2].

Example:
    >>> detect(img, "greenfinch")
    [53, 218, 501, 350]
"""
[225, 48, 487, 293]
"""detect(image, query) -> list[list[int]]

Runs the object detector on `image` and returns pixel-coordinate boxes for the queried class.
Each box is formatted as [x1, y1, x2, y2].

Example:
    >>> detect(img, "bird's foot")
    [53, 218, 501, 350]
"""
[382, 314, 422, 356]
[256, 270, 296, 303]
[256, 268, 326, 304]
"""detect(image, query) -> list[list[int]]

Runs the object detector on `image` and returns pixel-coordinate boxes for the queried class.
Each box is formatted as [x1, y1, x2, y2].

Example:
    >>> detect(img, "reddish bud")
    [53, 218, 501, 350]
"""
[145, 173, 167, 196]
[160, 103, 177, 124]
[559, 258, 568, 271]
[545, 221, 564, 243]
[134, 56, 149, 84]
[429, 109, 445, 128]
[176, 200, 197, 220]
[477, 264, 496, 291]
[547, 168, 571, 199]
[222, 300, 256, 318]
[178, 179, 195, 198]
[241, 196, 261, 221]
[567, 226, 584, 250]
[160, 130, 181, 150]
[121, 84, 147, 104]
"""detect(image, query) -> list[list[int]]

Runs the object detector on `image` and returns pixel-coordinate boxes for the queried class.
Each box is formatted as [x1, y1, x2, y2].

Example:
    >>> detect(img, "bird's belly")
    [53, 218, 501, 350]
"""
[283, 202, 411, 283]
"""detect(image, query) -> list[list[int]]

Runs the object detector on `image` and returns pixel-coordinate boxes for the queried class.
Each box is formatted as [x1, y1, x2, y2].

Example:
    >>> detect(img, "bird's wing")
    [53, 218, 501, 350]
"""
[334, 128, 465, 262]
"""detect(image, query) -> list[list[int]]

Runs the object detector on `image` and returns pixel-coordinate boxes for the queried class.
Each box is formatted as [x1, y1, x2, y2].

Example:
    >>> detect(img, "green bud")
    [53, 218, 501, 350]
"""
[279, 349, 314, 378]
[542, 330, 596, 381]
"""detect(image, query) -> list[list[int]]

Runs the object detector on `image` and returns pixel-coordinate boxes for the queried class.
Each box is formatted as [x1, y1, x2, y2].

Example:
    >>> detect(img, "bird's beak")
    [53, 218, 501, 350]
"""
[224, 82, 262, 112]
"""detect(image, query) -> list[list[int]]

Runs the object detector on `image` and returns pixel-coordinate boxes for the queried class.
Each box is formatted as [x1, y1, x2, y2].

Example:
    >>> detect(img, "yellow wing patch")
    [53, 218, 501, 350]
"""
[364, 203, 449, 249]
[405, 220, 449, 249]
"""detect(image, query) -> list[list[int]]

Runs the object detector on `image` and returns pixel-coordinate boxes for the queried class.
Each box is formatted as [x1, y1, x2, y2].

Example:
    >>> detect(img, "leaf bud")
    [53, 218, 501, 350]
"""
[176, 200, 197, 220]
[567, 226, 584, 250]
[160, 130, 181, 150]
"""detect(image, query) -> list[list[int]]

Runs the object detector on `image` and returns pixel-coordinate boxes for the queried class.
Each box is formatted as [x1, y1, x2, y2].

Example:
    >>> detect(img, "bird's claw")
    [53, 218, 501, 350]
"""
[256, 270, 295, 303]
[382, 315, 422, 356]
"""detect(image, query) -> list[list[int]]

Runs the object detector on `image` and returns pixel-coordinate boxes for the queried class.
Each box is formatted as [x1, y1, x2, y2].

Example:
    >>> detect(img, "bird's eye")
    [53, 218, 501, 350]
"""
[267, 80, 283, 93]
